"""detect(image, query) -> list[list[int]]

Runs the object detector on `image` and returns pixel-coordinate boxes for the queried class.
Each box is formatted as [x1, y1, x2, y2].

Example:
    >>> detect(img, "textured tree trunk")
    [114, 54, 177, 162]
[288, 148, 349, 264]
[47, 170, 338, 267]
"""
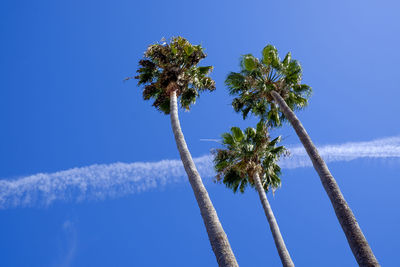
[169, 90, 239, 267]
[253, 172, 295, 267]
[271, 90, 379, 266]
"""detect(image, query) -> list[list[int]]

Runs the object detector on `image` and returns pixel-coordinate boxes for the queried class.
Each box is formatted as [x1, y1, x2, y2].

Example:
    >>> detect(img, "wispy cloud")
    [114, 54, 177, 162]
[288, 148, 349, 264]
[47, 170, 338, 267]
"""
[0, 157, 212, 209]
[1, 136, 399, 209]
[280, 135, 400, 168]
[53, 220, 77, 267]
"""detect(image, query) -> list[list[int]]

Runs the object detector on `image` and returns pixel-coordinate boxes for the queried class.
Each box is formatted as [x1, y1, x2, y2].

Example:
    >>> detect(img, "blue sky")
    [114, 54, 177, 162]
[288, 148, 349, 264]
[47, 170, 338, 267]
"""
[1, 0, 399, 266]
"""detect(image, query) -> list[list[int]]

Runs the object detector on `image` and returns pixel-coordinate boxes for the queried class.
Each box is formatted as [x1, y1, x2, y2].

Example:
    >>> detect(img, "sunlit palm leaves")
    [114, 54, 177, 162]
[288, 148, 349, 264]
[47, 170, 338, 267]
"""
[213, 121, 286, 193]
[225, 45, 312, 126]
[135, 37, 216, 114]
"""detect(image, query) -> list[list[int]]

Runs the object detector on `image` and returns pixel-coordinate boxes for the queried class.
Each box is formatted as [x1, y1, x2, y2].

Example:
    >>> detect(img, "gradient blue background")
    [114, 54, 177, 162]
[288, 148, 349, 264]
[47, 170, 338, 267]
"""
[1, 0, 399, 266]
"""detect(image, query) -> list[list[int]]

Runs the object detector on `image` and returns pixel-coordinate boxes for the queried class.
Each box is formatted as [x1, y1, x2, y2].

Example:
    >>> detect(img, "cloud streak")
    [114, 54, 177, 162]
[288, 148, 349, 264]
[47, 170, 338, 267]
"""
[280, 135, 400, 168]
[1, 136, 399, 209]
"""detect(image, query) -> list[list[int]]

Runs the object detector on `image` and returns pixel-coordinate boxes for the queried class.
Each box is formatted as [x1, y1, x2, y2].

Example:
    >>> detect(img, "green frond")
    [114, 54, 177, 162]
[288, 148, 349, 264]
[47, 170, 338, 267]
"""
[256, 121, 266, 135]
[241, 106, 252, 120]
[142, 84, 159, 100]
[252, 99, 268, 119]
[282, 52, 291, 66]
[230, 97, 242, 113]
[260, 162, 282, 192]
[183, 66, 214, 92]
[226, 72, 246, 95]
[136, 60, 159, 85]
[197, 66, 213, 75]
[266, 104, 281, 127]
[262, 45, 281, 69]
[180, 88, 198, 110]
[238, 179, 248, 193]
[184, 44, 194, 56]
[224, 169, 246, 193]
[269, 136, 281, 147]
[213, 150, 231, 173]
[284, 60, 302, 84]
[241, 54, 259, 71]
[293, 84, 312, 98]
[221, 132, 235, 146]
[269, 146, 286, 158]
[231, 127, 245, 142]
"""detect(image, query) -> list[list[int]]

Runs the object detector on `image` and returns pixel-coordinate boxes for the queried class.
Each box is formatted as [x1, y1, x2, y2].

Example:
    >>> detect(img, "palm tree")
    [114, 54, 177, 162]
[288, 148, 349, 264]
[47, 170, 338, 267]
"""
[214, 121, 294, 267]
[225, 45, 379, 266]
[134, 37, 238, 267]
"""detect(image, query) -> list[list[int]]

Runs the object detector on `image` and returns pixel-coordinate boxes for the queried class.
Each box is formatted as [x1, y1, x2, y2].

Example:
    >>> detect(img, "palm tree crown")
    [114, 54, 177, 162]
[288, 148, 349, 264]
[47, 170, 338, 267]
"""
[135, 36, 216, 114]
[225, 45, 312, 126]
[214, 121, 286, 193]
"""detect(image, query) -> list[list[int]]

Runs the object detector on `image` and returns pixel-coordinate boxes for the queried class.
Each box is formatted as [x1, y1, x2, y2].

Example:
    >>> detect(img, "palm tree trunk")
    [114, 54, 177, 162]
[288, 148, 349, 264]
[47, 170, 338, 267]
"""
[169, 90, 239, 267]
[271, 90, 379, 266]
[253, 172, 295, 267]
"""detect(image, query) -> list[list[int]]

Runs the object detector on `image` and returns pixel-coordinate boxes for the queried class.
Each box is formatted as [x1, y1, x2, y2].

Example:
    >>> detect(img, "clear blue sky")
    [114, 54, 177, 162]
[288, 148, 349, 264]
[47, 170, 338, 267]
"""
[1, 0, 399, 266]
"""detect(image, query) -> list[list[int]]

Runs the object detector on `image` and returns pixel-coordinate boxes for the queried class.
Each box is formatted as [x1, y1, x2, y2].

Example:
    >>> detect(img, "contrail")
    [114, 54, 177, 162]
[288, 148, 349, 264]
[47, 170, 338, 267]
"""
[0, 156, 213, 209]
[280, 135, 400, 168]
[1, 136, 399, 209]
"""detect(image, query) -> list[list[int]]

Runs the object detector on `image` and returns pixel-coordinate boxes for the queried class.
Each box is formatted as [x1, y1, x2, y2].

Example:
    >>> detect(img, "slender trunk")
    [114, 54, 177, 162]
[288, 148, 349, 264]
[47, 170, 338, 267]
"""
[271, 90, 379, 266]
[253, 172, 295, 267]
[169, 90, 239, 267]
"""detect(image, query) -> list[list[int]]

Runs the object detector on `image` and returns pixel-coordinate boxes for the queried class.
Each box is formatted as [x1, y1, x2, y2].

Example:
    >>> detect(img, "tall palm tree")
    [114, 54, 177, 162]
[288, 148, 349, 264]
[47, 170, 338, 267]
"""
[225, 45, 379, 266]
[134, 37, 238, 267]
[214, 121, 294, 267]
